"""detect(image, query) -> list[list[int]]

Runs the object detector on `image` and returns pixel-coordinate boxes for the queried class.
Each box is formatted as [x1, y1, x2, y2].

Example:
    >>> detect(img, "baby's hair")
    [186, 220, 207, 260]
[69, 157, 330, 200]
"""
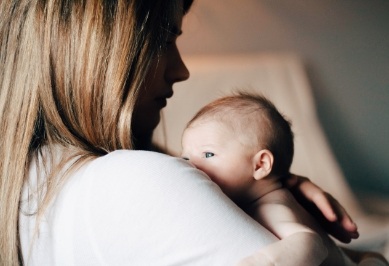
[187, 90, 294, 177]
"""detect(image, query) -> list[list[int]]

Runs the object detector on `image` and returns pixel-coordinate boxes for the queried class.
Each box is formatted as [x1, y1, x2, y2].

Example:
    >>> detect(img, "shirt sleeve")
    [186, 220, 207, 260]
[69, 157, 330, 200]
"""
[68, 150, 277, 265]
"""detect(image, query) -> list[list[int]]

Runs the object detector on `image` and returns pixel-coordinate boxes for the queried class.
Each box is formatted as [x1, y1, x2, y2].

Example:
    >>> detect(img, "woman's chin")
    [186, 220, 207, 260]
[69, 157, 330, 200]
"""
[134, 113, 160, 134]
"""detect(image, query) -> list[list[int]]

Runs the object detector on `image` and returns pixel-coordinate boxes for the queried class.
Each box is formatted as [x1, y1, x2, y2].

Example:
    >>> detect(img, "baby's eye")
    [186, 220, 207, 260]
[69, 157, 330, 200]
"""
[204, 152, 215, 158]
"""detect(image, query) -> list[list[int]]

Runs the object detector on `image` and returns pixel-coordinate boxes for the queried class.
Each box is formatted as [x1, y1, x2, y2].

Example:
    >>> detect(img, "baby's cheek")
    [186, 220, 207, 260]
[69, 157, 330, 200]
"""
[212, 171, 238, 190]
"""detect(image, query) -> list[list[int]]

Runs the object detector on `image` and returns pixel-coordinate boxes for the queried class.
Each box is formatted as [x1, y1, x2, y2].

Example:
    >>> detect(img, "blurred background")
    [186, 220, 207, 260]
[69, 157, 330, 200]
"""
[177, 0, 389, 210]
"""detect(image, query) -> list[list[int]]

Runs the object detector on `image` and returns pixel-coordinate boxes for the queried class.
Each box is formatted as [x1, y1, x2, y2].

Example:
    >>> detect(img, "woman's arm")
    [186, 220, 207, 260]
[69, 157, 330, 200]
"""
[285, 174, 359, 243]
[237, 232, 327, 266]
[342, 247, 389, 266]
[239, 196, 328, 266]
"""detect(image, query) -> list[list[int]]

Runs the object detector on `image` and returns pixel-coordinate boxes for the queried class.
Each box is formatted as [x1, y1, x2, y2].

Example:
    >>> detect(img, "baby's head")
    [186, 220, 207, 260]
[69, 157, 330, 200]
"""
[181, 91, 294, 202]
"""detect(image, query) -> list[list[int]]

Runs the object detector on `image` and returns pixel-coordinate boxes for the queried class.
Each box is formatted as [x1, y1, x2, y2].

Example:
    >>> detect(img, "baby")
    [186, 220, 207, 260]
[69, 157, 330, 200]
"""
[181, 91, 359, 265]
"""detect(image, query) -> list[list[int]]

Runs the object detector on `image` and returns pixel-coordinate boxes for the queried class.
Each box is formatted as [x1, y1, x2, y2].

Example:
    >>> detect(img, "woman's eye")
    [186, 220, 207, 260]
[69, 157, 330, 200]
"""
[204, 152, 215, 158]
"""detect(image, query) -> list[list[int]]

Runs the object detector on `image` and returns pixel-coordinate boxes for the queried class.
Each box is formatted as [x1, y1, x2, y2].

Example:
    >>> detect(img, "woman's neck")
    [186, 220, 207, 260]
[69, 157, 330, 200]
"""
[133, 132, 153, 151]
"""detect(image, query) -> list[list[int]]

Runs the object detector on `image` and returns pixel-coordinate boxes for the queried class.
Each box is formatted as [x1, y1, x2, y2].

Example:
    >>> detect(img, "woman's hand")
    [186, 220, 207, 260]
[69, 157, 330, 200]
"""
[285, 174, 359, 243]
[342, 247, 389, 265]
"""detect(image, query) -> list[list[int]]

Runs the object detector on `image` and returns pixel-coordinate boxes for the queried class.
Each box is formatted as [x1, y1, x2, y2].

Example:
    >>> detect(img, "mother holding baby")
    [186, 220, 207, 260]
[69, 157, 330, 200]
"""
[0, 0, 368, 265]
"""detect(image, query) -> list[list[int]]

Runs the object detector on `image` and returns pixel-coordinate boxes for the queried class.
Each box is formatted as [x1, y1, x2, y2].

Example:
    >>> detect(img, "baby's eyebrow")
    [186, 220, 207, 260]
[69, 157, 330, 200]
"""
[200, 144, 218, 150]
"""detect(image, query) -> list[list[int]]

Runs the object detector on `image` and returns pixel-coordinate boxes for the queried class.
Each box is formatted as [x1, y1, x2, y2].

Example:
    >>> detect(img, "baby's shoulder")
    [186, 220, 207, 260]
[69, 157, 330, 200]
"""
[260, 188, 295, 204]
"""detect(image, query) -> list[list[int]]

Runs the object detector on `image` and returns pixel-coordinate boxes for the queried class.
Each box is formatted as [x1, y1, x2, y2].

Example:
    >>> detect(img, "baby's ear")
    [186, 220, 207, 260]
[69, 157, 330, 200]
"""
[252, 149, 274, 180]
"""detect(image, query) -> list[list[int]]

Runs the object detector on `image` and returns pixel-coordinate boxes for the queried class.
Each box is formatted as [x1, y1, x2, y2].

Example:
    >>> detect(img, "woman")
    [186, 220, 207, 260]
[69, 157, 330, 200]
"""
[0, 0, 358, 265]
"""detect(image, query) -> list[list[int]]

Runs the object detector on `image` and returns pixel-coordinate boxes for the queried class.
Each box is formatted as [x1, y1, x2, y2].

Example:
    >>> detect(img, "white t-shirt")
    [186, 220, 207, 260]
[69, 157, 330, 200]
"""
[19, 150, 277, 265]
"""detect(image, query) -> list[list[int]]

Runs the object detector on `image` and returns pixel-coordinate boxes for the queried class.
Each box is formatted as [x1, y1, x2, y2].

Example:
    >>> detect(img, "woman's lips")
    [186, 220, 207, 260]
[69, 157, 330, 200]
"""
[155, 97, 167, 108]
[155, 91, 173, 108]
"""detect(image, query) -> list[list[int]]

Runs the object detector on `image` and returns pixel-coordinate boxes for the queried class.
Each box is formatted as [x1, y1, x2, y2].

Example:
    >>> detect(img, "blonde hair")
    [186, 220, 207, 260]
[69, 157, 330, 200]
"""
[0, 0, 192, 264]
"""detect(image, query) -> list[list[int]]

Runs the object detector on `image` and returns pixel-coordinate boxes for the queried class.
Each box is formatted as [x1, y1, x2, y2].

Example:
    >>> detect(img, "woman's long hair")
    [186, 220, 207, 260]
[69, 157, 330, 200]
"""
[0, 0, 193, 264]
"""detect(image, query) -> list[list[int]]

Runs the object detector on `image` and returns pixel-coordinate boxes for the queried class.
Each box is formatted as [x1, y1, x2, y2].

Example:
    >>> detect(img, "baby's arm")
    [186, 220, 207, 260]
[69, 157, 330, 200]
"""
[240, 190, 328, 266]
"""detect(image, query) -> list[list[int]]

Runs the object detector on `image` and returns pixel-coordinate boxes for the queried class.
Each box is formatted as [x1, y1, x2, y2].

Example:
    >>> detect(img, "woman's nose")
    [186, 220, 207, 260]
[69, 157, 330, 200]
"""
[166, 46, 190, 84]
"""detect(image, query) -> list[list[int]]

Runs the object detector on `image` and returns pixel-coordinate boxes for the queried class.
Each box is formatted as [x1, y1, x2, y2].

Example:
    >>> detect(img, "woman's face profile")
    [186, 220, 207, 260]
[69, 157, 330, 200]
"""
[132, 5, 190, 142]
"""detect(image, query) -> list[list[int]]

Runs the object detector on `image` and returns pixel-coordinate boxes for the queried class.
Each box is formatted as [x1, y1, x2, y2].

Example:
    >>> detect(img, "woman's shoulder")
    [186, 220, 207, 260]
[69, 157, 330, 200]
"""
[97, 149, 178, 163]
[89, 149, 195, 174]
[49, 150, 276, 266]
[81, 149, 210, 190]
[24, 149, 278, 266]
